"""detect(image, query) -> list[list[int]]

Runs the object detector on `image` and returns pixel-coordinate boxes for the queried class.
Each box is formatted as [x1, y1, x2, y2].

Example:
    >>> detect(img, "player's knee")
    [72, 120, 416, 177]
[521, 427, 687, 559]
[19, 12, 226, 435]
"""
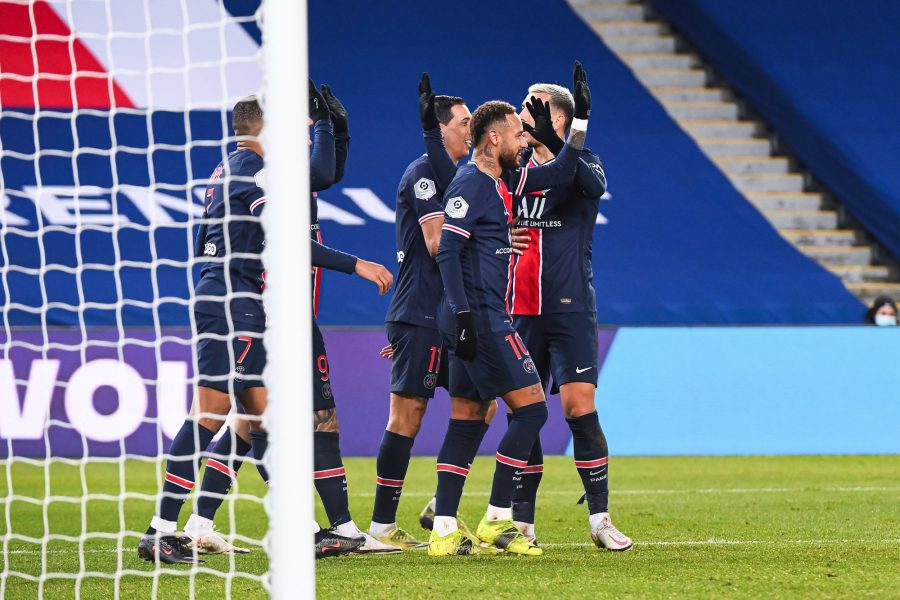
[484, 399, 499, 423]
[513, 400, 548, 428]
[196, 415, 227, 435]
[313, 408, 340, 433]
[387, 396, 426, 437]
[560, 383, 596, 419]
[450, 397, 489, 421]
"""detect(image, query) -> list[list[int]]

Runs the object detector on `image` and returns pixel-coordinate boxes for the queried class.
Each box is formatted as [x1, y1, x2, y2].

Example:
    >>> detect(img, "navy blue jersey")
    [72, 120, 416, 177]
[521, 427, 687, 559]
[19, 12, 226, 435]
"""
[385, 155, 445, 327]
[509, 148, 607, 314]
[435, 144, 581, 334]
[194, 148, 267, 326]
[435, 163, 519, 334]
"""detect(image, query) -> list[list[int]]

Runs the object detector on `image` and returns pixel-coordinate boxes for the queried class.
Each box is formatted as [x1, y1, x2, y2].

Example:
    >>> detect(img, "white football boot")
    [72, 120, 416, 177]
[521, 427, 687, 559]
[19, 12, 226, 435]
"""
[333, 521, 402, 554]
[184, 515, 250, 554]
[590, 513, 633, 552]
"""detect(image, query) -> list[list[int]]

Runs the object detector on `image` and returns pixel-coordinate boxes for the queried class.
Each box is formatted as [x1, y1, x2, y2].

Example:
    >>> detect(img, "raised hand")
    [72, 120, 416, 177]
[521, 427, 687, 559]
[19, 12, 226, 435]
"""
[573, 61, 591, 120]
[523, 95, 564, 154]
[320, 84, 348, 134]
[309, 78, 331, 123]
[418, 72, 439, 131]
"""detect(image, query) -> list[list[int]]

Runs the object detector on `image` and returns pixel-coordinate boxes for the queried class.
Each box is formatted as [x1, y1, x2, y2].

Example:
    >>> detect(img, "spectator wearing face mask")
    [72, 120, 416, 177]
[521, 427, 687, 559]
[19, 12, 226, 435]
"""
[865, 296, 898, 326]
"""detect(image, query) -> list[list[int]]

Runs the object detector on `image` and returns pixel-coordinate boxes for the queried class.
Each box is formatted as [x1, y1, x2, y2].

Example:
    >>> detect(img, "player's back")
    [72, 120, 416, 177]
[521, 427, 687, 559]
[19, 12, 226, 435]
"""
[510, 148, 605, 315]
[194, 148, 267, 326]
[386, 155, 445, 327]
[439, 162, 516, 334]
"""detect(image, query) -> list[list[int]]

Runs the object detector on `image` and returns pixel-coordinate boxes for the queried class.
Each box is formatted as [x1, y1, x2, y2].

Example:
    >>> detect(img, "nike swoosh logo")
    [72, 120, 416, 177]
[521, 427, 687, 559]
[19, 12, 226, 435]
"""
[589, 470, 604, 476]
[323, 542, 342, 553]
[514, 470, 524, 476]
[575, 366, 593, 373]
[460, 331, 466, 341]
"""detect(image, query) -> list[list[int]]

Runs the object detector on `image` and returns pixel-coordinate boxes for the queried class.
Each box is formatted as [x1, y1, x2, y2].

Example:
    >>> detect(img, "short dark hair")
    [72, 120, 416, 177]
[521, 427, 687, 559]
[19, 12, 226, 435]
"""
[470, 100, 516, 147]
[434, 95, 466, 126]
[232, 96, 263, 136]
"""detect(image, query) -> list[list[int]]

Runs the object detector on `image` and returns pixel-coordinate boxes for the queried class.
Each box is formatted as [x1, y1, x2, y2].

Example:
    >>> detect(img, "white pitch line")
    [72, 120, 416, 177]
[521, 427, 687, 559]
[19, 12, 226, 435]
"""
[4, 539, 899, 555]
[348, 485, 900, 498]
[543, 539, 900, 548]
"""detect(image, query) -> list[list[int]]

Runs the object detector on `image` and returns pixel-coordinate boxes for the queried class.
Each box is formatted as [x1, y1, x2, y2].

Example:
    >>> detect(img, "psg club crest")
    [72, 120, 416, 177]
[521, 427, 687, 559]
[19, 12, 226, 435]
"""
[523, 358, 536, 374]
[233, 365, 245, 381]
[322, 383, 333, 400]
[423, 373, 438, 390]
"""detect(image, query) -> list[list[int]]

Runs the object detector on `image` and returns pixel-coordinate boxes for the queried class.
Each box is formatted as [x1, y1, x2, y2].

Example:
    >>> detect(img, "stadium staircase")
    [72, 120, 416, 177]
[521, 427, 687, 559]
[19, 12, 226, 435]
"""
[568, 0, 900, 304]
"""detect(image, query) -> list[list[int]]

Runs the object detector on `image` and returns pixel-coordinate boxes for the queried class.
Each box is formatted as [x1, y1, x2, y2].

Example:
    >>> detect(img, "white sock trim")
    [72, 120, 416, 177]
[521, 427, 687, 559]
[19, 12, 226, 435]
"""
[433, 516, 458, 536]
[184, 514, 214, 534]
[368, 522, 396, 537]
[486, 504, 512, 521]
[150, 516, 177, 534]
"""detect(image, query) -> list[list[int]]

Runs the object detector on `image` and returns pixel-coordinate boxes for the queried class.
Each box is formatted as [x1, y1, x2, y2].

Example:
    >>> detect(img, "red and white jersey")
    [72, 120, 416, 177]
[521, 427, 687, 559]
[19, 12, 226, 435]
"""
[508, 150, 606, 315]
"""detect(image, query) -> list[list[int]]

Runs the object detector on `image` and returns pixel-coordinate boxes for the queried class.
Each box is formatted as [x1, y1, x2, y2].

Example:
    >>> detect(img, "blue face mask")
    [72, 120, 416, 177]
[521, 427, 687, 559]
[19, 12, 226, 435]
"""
[875, 314, 897, 327]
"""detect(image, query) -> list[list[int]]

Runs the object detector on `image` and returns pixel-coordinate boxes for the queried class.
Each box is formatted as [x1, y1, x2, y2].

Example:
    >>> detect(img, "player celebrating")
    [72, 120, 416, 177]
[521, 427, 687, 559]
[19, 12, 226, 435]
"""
[508, 66, 632, 551]
[427, 64, 590, 556]
[367, 91, 501, 549]
[138, 91, 392, 564]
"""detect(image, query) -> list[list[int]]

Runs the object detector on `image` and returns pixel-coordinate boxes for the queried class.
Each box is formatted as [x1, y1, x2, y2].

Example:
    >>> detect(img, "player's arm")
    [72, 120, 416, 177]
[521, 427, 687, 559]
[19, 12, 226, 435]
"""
[419, 73, 458, 191]
[321, 84, 350, 184]
[436, 193, 480, 359]
[309, 80, 337, 192]
[575, 152, 607, 199]
[520, 95, 606, 199]
[421, 216, 443, 257]
[512, 61, 592, 194]
[311, 239, 393, 295]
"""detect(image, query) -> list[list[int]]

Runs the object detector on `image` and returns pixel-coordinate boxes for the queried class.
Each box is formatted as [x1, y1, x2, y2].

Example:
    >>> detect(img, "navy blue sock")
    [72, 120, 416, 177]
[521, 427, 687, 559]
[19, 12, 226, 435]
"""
[568, 411, 609, 514]
[314, 431, 351, 527]
[489, 402, 548, 509]
[435, 419, 485, 518]
[154, 420, 215, 531]
[249, 430, 269, 485]
[372, 431, 415, 525]
[465, 420, 491, 469]
[511, 414, 544, 524]
[197, 428, 252, 520]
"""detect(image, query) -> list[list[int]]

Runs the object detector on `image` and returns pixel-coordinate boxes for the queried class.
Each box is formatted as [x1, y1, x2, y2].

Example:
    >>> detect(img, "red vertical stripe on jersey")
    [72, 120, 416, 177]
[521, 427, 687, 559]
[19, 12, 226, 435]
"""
[313, 230, 323, 319]
[510, 229, 542, 315]
[0, 1, 134, 109]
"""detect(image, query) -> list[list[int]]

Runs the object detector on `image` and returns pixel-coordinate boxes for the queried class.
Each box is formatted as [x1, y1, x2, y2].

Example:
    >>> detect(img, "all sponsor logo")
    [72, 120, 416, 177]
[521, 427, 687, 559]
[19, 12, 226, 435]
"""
[203, 242, 217, 256]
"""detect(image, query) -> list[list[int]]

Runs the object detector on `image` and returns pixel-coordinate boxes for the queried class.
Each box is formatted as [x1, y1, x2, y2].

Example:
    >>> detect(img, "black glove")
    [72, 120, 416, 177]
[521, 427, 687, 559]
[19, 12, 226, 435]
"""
[523, 95, 564, 155]
[454, 311, 478, 361]
[573, 61, 591, 120]
[308, 78, 330, 123]
[418, 72, 439, 131]
[320, 84, 348, 135]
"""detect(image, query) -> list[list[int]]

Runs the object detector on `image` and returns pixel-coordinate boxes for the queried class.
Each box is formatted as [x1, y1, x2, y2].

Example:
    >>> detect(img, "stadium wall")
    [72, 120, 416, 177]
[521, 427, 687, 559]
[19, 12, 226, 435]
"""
[3, 327, 897, 458]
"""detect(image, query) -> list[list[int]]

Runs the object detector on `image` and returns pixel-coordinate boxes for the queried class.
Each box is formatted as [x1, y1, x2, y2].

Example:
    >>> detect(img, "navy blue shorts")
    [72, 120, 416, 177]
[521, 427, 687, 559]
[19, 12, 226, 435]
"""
[443, 325, 541, 401]
[513, 312, 599, 395]
[387, 322, 448, 399]
[312, 321, 335, 412]
[195, 312, 266, 394]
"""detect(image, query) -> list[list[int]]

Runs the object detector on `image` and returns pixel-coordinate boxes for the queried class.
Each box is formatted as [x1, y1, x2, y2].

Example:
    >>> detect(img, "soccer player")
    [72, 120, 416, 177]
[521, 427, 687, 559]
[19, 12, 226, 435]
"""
[426, 65, 591, 556]
[508, 66, 632, 551]
[138, 91, 392, 564]
[183, 82, 361, 556]
[367, 91, 500, 548]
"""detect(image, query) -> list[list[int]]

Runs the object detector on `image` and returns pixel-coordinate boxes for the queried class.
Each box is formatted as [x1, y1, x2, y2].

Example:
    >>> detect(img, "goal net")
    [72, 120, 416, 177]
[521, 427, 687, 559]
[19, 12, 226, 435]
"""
[0, 0, 310, 596]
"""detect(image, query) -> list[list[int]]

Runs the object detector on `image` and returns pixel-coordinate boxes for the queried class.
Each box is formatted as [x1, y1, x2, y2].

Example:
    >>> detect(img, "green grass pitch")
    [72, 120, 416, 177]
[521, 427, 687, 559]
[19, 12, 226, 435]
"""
[2, 455, 898, 598]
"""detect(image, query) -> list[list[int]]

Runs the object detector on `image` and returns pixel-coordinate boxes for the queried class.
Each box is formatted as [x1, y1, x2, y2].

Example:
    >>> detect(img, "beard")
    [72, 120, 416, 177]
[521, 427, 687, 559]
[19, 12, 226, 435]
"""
[499, 145, 521, 170]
